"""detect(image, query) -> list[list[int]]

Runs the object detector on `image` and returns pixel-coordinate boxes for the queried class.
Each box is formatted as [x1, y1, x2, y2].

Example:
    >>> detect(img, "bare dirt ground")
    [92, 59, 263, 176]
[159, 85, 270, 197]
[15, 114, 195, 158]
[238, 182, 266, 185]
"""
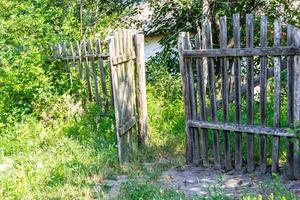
[158, 165, 300, 199]
[100, 164, 300, 199]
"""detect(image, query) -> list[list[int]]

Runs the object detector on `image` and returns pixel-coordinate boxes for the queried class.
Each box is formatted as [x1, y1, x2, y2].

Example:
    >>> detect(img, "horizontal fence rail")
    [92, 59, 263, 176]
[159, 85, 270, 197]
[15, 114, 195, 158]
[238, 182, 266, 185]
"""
[179, 13, 300, 179]
[182, 47, 300, 57]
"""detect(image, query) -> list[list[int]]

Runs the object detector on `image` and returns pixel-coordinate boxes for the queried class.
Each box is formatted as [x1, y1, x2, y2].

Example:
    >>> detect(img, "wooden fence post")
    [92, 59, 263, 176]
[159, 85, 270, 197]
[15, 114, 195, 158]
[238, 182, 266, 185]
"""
[286, 24, 295, 179]
[179, 32, 193, 163]
[293, 27, 300, 179]
[134, 34, 148, 146]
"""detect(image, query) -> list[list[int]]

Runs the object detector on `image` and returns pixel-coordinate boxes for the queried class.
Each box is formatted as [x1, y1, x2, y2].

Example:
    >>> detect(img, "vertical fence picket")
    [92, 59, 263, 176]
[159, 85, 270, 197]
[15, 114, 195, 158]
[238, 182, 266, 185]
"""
[220, 16, 232, 171]
[195, 32, 209, 167]
[272, 20, 281, 173]
[293, 27, 300, 179]
[185, 33, 201, 164]
[233, 13, 242, 171]
[61, 42, 72, 86]
[134, 33, 149, 146]
[75, 41, 84, 79]
[259, 16, 268, 173]
[179, 32, 193, 163]
[204, 21, 221, 169]
[96, 39, 109, 112]
[69, 42, 77, 77]
[286, 25, 295, 179]
[81, 40, 93, 101]
[87, 39, 102, 111]
[246, 14, 255, 173]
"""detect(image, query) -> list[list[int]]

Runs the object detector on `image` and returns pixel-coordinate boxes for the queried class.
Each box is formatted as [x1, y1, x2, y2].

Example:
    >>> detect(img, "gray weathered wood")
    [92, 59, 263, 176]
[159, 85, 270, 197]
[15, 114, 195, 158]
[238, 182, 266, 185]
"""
[186, 33, 201, 164]
[204, 21, 221, 169]
[69, 42, 77, 77]
[246, 14, 254, 173]
[112, 50, 136, 65]
[259, 16, 268, 173]
[118, 30, 131, 159]
[293, 27, 300, 179]
[179, 32, 193, 163]
[195, 31, 209, 167]
[87, 39, 102, 111]
[286, 25, 295, 179]
[61, 42, 73, 85]
[58, 53, 109, 61]
[233, 13, 242, 171]
[188, 120, 295, 137]
[182, 47, 299, 58]
[107, 35, 123, 164]
[272, 20, 281, 173]
[134, 34, 149, 147]
[119, 116, 137, 136]
[96, 38, 109, 112]
[220, 16, 232, 171]
[75, 41, 84, 79]
[81, 40, 93, 101]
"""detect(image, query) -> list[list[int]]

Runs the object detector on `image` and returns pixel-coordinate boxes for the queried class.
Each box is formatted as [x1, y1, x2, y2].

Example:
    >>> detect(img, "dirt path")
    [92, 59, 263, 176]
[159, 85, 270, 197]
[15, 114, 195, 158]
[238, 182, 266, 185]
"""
[158, 165, 300, 198]
[100, 164, 300, 199]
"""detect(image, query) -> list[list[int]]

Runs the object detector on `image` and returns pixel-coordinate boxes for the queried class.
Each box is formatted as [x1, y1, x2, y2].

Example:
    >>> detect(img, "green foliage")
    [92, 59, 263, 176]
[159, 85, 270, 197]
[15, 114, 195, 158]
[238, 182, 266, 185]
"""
[0, 97, 118, 199]
[147, 0, 300, 73]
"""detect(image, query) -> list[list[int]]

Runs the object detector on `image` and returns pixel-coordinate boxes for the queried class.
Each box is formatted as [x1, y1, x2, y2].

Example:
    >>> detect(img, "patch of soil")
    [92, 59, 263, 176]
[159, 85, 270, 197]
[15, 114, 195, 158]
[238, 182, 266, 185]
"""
[158, 165, 300, 199]
[98, 164, 300, 199]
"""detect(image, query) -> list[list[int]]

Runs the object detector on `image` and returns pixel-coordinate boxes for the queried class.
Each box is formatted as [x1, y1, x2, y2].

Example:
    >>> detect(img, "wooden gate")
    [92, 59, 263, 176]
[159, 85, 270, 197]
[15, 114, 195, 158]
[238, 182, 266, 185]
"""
[108, 30, 148, 165]
[51, 29, 148, 166]
[179, 14, 300, 178]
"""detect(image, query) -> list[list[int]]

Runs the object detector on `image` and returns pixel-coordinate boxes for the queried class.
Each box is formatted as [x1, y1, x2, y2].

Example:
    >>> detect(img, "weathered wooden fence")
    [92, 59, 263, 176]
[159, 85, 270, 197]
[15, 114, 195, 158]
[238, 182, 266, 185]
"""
[179, 14, 300, 178]
[51, 38, 111, 114]
[51, 29, 148, 165]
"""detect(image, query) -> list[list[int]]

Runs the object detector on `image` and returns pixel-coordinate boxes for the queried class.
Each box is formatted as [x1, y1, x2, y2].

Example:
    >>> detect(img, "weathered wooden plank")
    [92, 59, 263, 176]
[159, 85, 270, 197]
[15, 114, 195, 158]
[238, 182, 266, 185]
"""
[195, 31, 209, 167]
[75, 41, 84, 79]
[246, 14, 254, 173]
[187, 120, 295, 137]
[107, 35, 123, 165]
[118, 116, 137, 136]
[111, 50, 136, 65]
[57, 44, 62, 59]
[87, 39, 102, 111]
[220, 16, 232, 171]
[179, 32, 193, 163]
[233, 13, 242, 171]
[118, 30, 132, 154]
[182, 47, 299, 58]
[272, 20, 281, 173]
[81, 40, 93, 101]
[186, 33, 201, 164]
[293, 27, 300, 179]
[286, 25, 295, 179]
[127, 30, 136, 147]
[69, 42, 77, 77]
[61, 42, 73, 85]
[259, 16, 268, 173]
[95, 39, 109, 112]
[59, 54, 109, 61]
[204, 21, 221, 169]
[134, 34, 149, 147]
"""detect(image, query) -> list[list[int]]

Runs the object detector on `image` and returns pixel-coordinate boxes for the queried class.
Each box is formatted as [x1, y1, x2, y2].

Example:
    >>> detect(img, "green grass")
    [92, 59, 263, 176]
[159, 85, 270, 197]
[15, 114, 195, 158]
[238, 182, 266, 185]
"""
[0, 95, 119, 199]
[0, 72, 187, 199]
[0, 71, 298, 199]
